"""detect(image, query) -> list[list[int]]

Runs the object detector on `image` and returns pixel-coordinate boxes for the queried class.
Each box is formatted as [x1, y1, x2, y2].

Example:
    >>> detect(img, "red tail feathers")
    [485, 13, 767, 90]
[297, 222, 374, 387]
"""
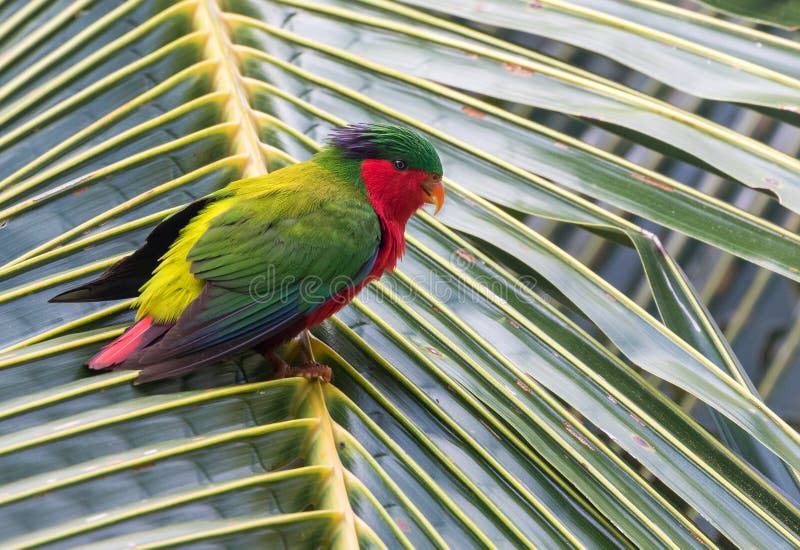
[88, 317, 168, 370]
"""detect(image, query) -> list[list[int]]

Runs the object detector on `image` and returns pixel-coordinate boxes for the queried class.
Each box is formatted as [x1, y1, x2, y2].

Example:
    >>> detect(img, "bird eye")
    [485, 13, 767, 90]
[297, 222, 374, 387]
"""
[392, 159, 408, 171]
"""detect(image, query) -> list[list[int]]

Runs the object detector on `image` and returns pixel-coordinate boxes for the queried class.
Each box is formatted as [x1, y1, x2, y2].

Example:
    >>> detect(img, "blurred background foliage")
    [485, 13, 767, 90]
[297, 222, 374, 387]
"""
[487, 0, 800, 436]
[0, 0, 798, 548]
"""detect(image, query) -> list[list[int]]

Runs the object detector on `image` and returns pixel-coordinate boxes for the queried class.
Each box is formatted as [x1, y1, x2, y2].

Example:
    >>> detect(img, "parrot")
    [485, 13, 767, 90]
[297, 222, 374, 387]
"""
[50, 123, 445, 383]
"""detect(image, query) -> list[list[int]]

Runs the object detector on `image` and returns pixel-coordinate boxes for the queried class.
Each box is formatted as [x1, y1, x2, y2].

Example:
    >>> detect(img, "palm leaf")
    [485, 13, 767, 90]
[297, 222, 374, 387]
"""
[0, 0, 798, 547]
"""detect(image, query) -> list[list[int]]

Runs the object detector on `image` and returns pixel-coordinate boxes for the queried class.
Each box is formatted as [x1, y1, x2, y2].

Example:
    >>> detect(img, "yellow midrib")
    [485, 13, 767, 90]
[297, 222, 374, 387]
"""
[193, 0, 266, 177]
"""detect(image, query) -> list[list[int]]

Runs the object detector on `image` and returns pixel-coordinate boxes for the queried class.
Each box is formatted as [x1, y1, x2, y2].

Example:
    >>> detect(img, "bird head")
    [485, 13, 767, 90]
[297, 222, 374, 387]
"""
[327, 123, 445, 225]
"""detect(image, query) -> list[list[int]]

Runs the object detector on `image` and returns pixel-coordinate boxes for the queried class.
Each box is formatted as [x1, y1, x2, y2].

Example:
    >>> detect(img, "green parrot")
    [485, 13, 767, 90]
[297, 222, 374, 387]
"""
[51, 124, 445, 383]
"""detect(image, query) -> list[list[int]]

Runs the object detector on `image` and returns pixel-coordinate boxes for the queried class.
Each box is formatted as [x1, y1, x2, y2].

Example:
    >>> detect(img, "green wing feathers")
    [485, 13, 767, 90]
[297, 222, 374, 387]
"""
[136, 162, 379, 320]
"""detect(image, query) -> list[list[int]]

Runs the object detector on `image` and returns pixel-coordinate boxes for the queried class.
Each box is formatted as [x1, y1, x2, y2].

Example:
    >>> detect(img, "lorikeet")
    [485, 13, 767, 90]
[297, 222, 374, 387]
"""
[51, 124, 444, 383]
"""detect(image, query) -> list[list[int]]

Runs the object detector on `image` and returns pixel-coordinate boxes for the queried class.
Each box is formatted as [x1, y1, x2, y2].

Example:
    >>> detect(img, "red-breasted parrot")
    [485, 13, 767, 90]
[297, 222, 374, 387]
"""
[51, 124, 444, 382]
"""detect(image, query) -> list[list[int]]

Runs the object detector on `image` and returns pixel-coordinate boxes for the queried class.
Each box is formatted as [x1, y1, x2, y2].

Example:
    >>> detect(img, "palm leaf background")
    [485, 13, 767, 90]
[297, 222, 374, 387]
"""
[0, 0, 798, 547]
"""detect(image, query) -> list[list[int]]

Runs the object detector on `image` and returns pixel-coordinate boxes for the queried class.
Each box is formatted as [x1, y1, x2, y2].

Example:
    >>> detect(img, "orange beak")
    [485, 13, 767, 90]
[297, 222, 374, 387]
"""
[422, 174, 445, 215]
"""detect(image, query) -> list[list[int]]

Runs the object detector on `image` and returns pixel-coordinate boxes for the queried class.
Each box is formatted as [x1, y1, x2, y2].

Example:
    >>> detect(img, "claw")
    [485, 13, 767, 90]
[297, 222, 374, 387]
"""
[266, 350, 331, 382]
[291, 361, 332, 383]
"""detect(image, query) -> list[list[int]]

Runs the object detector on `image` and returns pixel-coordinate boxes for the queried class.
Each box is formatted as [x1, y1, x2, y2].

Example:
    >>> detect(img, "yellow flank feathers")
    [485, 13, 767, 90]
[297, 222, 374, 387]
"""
[135, 198, 236, 322]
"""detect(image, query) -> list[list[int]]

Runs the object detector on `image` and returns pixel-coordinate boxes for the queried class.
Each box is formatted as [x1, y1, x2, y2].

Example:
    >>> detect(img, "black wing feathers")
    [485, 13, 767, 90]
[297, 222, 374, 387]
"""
[49, 198, 213, 303]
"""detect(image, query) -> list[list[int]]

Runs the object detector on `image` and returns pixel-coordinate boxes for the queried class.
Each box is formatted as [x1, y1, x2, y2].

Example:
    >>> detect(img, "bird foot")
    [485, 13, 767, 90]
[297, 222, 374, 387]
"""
[286, 362, 332, 383]
[267, 351, 332, 382]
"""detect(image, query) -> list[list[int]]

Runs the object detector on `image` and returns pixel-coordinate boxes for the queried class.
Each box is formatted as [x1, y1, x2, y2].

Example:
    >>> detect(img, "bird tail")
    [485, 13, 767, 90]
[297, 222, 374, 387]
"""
[89, 316, 171, 371]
